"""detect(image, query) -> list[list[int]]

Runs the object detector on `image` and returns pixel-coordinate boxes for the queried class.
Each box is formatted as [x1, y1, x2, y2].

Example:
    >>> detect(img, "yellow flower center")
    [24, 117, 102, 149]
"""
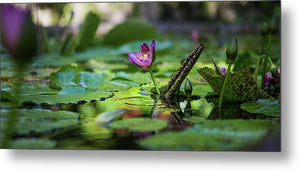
[141, 53, 148, 60]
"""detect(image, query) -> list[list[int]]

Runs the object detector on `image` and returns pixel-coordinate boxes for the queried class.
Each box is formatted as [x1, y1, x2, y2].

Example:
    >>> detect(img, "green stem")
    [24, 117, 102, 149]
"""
[254, 56, 264, 82]
[261, 57, 268, 88]
[149, 67, 161, 96]
[261, 35, 273, 88]
[218, 63, 232, 109]
[266, 35, 273, 56]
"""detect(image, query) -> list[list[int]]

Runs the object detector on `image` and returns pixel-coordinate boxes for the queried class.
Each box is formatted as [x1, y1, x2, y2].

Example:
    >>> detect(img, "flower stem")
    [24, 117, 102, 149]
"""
[261, 36, 273, 88]
[149, 67, 161, 96]
[218, 63, 232, 109]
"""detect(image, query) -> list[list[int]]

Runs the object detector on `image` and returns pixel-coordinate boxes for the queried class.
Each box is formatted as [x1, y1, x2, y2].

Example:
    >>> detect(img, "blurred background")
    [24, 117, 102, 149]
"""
[28, 2, 280, 36]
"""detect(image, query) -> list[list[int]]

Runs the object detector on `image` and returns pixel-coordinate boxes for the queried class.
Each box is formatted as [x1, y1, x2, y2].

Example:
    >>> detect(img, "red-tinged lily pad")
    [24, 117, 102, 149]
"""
[197, 67, 269, 102]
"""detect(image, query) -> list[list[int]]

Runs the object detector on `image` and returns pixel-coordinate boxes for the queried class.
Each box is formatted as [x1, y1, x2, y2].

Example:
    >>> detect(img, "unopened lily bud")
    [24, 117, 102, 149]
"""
[260, 22, 269, 37]
[1, 4, 38, 66]
[184, 78, 193, 98]
[226, 38, 238, 64]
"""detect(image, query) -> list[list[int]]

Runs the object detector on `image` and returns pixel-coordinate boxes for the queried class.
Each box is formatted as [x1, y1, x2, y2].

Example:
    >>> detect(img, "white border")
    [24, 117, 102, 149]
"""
[1, 0, 300, 171]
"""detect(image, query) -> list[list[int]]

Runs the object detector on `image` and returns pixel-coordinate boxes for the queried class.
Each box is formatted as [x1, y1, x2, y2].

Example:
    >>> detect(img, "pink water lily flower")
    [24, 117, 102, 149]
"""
[128, 40, 156, 70]
[191, 29, 198, 44]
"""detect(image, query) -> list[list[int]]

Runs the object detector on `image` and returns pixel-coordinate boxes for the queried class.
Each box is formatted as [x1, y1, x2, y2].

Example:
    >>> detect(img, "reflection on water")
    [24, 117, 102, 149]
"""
[31, 87, 279, 150]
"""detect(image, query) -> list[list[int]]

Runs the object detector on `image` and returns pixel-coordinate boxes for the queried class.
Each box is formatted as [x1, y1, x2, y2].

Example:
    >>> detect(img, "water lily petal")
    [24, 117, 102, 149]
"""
[150, 40, 156, 56]
[140, 43, 150, 54]
[1, 4, 26, 50]
[128, 52, 144, 66]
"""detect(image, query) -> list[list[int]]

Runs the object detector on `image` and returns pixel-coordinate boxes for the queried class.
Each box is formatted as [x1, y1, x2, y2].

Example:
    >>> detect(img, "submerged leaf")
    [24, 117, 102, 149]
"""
[109, 118, 168, 132]
[95, 109, 127, 127]
[197, 67, 268, 102]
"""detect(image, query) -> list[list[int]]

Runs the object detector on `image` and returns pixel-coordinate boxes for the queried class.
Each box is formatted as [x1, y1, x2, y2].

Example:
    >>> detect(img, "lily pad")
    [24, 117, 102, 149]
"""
[25, 86, 110, 104]
[1, 109, 79, 135]
[190, 97, 214, 116]
[50, 65, 83, 90]
[240, 99, 280, 117]
[197, 67, 268, 102]
[183, 116, 206, 124]
[109, 118, 168, 132]
[139, 119, 279, 151]
[73, 72, 108, 89]
[11, 138, 57, 149]
[191, 83, 214, 97]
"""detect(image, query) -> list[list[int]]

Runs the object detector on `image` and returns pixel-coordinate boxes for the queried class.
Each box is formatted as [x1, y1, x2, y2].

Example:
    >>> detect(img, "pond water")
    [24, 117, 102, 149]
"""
[1, 34, 280, 151]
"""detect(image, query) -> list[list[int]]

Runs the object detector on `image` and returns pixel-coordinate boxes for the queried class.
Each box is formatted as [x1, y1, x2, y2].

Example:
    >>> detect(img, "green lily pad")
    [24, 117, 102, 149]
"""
[73, 72, 108, 89]
[190, 97, 214, 116]
[183, 116, 206, 124]
[1, 109, 79, 135]
[103, 19, 158, 46]
[11, 138, 57, 149]
[241, 99, 280, 117]
[50, 65, 83, 90]
[28, 86, 110, 104]
[109, 118, 168, 132]
[191, 83, 214, 97]
[197, 67, 268, 102]
[139, 119, 279, 151]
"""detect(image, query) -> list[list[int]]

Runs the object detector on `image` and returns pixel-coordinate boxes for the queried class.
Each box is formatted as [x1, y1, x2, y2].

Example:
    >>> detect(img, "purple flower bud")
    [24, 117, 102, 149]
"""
[265, 72, 273, 86]
[128, 40, 156, 70]
[1, 4, 38, 66]
[214, 67, 226, 75]
[220, 68, 226, 75]
[191, 29, 198, 44]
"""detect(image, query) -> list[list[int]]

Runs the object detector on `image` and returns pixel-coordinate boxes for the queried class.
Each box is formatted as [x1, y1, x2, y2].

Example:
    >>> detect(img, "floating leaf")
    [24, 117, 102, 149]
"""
[139, 119, 279, 151]
[190, 97, 214, 116]
[191, 83, 214, 97]
[25, 86, 110, 104]
[197, 67, 268, 102]
[103, 19, 158, 46]
[1, 109, 79, 135]
[73, 72, 107, 89]
[109, 118, 168, 132]
[11, 138, 57, 149]
[241, 99, 280, 117]
[50, 65, 83, 90]
[183, 116, 206, 124]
